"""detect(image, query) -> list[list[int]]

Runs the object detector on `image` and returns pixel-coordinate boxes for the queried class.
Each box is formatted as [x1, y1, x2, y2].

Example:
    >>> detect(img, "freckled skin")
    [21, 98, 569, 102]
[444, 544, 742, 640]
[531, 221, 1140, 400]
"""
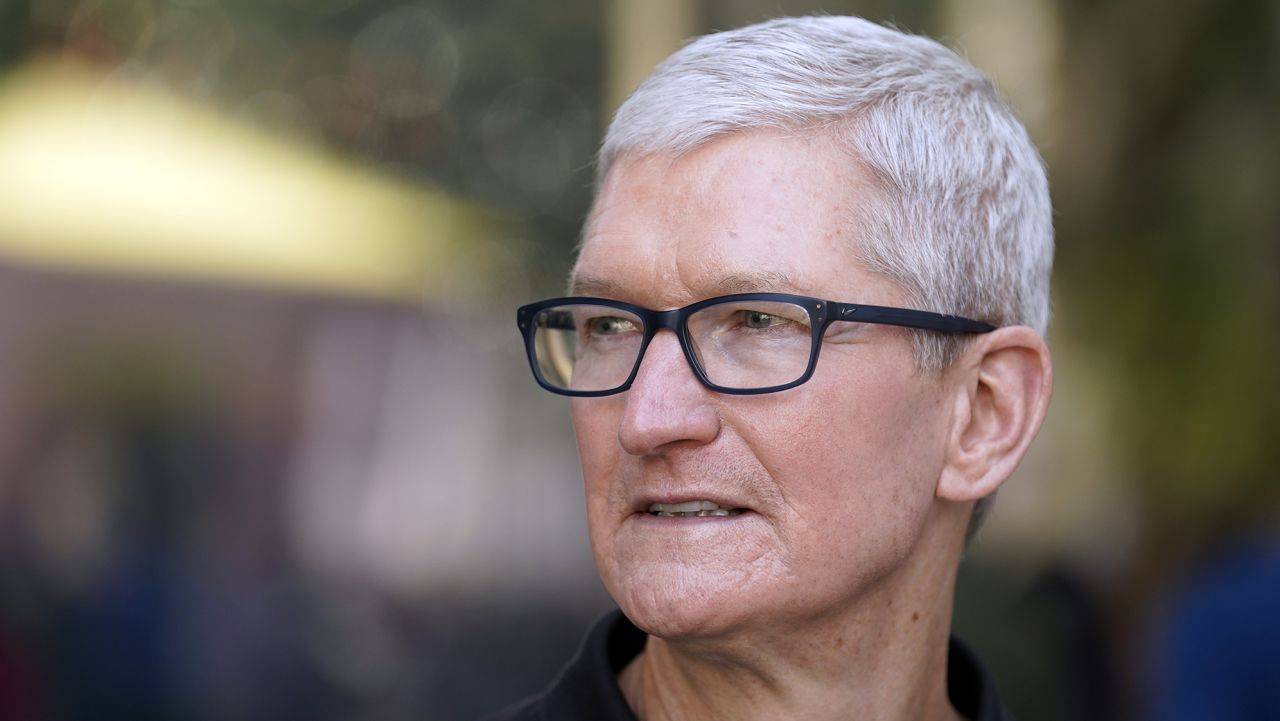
[571, 130, 955, 642]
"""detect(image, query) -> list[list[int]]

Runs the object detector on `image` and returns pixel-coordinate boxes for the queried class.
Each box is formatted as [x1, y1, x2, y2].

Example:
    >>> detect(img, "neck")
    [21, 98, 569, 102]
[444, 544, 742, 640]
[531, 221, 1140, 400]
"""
[618, 508, 969, 721]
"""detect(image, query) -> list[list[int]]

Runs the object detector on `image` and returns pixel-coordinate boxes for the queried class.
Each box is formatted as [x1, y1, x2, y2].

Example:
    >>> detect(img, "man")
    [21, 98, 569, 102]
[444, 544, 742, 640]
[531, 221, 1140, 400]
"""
[498, 15, 1053, 721]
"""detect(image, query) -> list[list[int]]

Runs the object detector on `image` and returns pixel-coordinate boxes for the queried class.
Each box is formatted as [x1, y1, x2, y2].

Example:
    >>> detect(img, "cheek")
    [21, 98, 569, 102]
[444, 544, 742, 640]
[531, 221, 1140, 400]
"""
[571, 398, 624, 526]
[746, 374, 946, 548]
[835, 378, 945, 500]
[570, 401, 639, 607]
[571, 398, 618, 471]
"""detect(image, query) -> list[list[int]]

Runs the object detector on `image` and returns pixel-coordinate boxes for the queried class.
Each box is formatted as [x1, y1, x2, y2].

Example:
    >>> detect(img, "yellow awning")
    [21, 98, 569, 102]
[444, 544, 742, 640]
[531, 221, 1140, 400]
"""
[0, 61, 508, 305]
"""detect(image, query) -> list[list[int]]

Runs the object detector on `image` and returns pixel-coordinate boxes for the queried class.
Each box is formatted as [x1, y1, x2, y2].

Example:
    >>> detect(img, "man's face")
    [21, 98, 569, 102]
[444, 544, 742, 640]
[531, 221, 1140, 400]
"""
[571, 130, 954, 639]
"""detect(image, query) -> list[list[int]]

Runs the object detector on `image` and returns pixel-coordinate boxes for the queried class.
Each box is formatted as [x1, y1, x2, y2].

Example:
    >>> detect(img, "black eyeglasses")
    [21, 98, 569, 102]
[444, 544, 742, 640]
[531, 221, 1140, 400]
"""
[517, 292, 995, 397]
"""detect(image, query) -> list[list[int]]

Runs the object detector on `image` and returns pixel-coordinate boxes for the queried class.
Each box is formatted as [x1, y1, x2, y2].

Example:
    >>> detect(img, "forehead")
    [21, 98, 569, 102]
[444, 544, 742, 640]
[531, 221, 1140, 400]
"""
[573, 130, 890, 305]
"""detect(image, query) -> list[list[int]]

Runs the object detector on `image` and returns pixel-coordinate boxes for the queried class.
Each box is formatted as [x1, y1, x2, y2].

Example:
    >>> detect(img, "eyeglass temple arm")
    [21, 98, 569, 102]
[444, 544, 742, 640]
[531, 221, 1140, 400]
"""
[829, 303, 996, 334]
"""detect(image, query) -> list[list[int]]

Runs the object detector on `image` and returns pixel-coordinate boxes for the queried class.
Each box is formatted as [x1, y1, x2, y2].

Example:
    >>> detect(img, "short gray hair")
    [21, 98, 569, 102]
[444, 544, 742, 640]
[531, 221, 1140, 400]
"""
[597, 15, 1053, 370]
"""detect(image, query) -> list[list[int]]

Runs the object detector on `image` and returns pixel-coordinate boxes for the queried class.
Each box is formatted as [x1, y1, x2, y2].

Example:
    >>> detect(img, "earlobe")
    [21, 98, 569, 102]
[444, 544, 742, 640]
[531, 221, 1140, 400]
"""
[936, 326, 1053, 502]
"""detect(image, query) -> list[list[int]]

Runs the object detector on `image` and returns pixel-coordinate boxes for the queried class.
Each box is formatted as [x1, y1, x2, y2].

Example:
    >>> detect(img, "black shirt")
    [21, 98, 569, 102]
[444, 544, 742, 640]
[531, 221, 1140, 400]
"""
[483, 610, 1015, 721]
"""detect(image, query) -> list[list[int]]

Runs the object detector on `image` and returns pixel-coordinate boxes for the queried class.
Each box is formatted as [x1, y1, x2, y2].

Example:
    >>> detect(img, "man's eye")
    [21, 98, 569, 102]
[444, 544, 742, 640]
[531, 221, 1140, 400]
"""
[738, 310, 794, 330]
[586, 316, 637, 335]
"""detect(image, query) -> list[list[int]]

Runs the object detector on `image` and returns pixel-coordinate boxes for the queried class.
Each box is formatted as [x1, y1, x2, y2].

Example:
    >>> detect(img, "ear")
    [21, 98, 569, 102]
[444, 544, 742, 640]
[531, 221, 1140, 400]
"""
[936, 326, 1053, 502]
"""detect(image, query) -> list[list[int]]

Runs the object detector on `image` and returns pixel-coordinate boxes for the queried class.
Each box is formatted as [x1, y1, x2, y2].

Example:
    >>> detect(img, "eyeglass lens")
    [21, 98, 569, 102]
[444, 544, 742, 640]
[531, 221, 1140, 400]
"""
[530, 300, 813, 392]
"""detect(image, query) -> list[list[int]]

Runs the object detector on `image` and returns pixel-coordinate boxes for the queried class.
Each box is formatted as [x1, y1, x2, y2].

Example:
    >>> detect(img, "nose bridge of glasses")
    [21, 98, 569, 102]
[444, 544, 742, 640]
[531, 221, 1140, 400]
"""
[631, 306, 704, 381]
[644, 307, 684, 333]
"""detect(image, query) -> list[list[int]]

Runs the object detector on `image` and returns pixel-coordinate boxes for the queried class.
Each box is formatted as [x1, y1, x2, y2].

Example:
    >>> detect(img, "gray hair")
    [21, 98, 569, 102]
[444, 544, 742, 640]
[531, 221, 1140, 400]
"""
[597, 15, 1053, 371]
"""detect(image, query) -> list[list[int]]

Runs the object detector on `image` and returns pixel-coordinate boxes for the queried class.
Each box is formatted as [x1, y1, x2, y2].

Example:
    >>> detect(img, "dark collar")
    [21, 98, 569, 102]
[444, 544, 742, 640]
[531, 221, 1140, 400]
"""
[491, 610, 1015, 721]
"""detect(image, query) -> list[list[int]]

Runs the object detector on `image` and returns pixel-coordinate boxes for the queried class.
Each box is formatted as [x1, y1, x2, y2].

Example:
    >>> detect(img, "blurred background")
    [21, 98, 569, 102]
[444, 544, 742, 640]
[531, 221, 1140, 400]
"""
[0, 0, 1275, 719]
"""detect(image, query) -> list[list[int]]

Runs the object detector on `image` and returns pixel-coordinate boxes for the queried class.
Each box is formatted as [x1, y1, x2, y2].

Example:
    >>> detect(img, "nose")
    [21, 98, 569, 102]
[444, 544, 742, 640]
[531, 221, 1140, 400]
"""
[618, 331, 721, 456]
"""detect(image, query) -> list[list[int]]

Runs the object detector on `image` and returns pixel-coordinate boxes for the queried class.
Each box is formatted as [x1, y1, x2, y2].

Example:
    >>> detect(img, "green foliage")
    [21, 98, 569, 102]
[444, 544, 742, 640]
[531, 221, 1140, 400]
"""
[1052, 0, 1280, 536]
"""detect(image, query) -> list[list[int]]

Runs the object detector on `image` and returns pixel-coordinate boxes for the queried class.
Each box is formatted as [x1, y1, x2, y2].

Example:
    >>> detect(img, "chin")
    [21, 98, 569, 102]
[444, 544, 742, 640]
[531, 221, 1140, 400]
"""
[608, 561, 763, 641]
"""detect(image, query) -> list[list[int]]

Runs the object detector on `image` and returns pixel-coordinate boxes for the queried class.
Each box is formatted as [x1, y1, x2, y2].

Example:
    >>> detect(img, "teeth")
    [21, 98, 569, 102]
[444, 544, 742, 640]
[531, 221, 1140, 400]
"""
[651, 500, 719, 513]
[648, 500, 744, 518]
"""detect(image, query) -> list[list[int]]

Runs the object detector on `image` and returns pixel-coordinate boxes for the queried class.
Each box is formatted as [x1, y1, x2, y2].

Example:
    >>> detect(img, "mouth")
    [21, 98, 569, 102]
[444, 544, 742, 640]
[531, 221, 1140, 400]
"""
[646, 500, 748, 518]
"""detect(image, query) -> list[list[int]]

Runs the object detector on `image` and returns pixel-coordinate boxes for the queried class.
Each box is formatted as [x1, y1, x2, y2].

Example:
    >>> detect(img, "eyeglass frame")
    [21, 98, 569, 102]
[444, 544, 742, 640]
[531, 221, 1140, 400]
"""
[516, 292, 997, 397]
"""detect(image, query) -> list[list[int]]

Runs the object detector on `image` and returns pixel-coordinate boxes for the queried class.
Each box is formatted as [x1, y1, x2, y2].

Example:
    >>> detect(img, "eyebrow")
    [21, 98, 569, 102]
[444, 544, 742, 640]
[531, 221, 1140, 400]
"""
[567, 274, 621, 297]
[567, 270, 799, 299]
[711, 271, 797, 294]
